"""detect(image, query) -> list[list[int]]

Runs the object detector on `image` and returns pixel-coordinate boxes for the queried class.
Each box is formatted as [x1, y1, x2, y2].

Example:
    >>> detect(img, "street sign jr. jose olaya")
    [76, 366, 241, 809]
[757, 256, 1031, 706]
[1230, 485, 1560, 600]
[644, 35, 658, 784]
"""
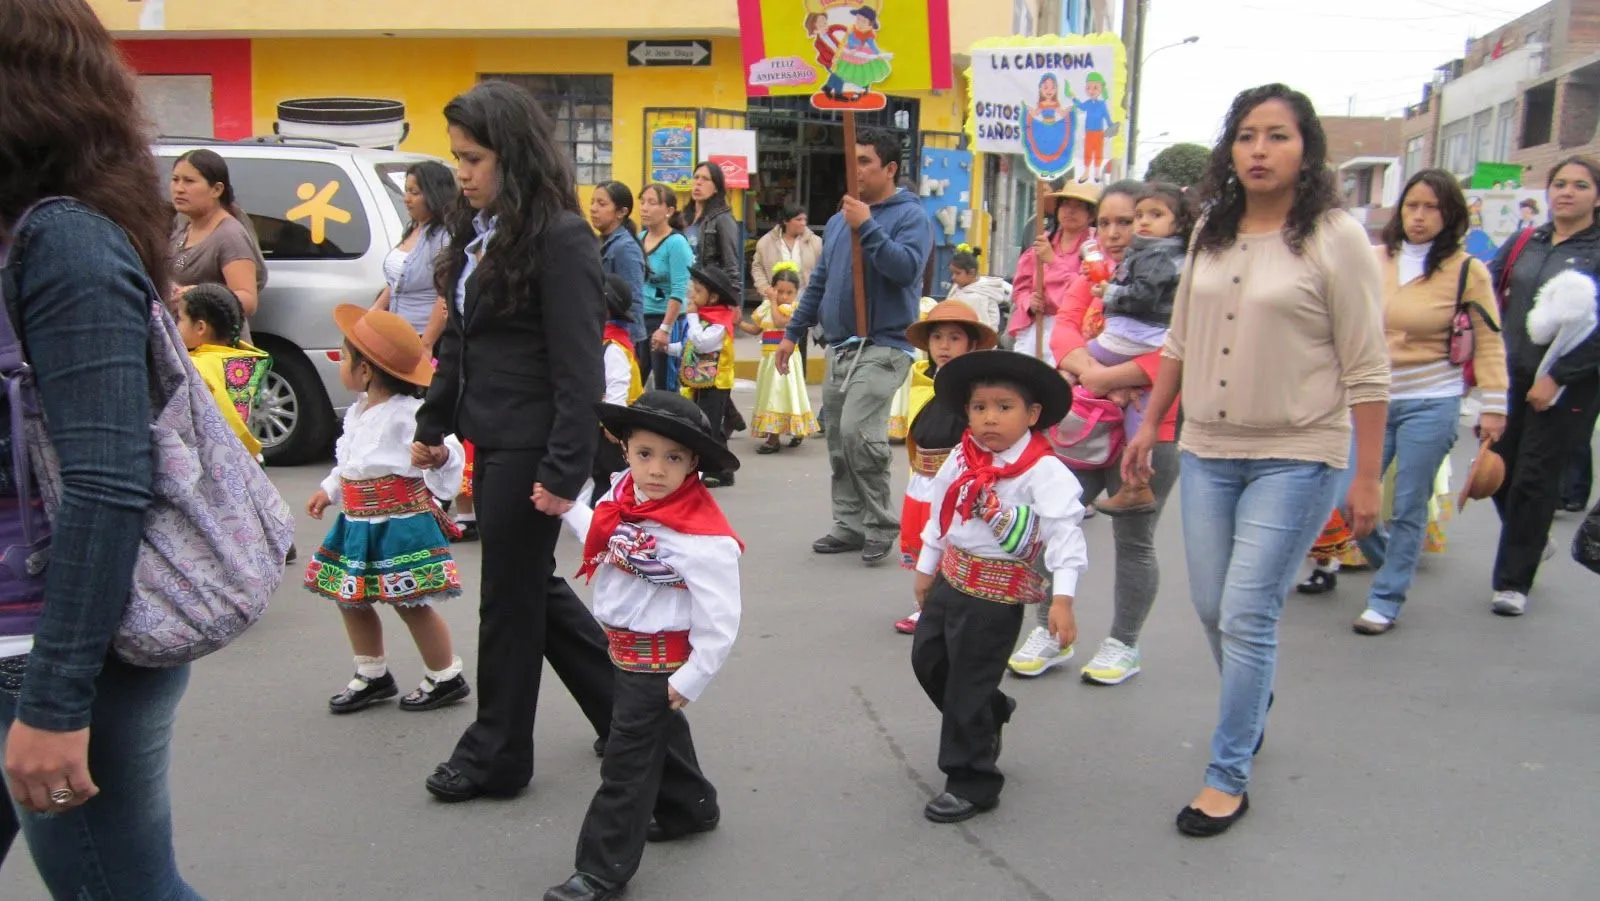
[628, 40, 712, 67]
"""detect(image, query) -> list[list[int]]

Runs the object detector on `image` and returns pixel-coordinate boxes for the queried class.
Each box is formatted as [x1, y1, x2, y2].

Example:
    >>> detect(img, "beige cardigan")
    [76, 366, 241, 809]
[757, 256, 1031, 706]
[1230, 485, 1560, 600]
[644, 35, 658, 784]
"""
[1378, 248, 1509, 415]
[751, 225, 823, 296]
[1164, 211, 1391, 468]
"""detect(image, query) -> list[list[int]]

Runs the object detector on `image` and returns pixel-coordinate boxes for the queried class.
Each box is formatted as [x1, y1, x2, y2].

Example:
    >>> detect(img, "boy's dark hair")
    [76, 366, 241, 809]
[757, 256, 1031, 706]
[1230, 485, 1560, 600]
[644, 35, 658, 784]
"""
[181, 282, 245, 346]
[345, 343, 424, 399]
[967, 377, 1038, 410]
[603, 273, 635, 321]
[856, 127, 903, 178]
[1138, 181, 1197, 244]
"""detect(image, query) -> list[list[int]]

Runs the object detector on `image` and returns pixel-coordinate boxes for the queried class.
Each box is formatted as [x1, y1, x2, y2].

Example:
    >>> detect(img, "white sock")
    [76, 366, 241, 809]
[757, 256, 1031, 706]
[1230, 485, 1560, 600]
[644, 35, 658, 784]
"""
[426, 656, 463, 684]
[454, 513, 476, 524]
[350, 655, 387, 690]
[1316, 559, 1341, 574]
[1358, 609, 1392, 625]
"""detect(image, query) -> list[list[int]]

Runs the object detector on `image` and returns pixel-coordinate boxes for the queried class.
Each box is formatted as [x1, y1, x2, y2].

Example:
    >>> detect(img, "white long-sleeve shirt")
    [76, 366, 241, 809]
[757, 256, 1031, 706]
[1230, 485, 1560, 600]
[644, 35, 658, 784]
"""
[603, 343, 634, 405]
[666, 313, 728, 356]
[320, 394, 465, 515]
[561, 480, 742, 702]
[915, 433, 1089, 598]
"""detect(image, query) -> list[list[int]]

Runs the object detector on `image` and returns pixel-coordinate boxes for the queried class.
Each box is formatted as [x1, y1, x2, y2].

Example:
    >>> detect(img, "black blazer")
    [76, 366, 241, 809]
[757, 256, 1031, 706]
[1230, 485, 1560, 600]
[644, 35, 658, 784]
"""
[415, 210, 603, 500]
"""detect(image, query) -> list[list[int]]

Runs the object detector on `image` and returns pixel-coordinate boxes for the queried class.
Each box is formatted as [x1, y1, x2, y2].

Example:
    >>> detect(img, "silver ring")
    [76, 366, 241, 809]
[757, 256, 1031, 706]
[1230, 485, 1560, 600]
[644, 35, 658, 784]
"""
[48, 788, 74, 806]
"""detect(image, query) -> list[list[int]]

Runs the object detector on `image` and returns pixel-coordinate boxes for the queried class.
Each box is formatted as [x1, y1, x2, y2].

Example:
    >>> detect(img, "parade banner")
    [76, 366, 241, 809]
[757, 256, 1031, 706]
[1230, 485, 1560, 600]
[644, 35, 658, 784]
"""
[737, 0, 952, 112]
[966, 34, 1128, 182]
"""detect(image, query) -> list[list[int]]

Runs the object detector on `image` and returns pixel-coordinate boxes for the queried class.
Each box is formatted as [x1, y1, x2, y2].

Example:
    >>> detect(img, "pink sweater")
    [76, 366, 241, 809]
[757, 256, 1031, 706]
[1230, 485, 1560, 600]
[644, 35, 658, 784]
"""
[1006, 229, 1089, 336]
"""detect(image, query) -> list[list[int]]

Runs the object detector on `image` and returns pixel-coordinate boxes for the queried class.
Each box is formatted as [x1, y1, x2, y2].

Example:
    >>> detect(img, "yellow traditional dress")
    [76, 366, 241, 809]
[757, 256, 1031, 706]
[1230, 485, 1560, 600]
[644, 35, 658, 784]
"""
[188, 341, 270, 456]
[750, 299, 818, 439]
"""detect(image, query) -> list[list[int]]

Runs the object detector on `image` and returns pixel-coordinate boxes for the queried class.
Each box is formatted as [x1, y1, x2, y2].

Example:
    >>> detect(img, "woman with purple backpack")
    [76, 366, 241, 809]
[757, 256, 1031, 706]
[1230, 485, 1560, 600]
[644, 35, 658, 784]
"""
[0, 0, 206, 896]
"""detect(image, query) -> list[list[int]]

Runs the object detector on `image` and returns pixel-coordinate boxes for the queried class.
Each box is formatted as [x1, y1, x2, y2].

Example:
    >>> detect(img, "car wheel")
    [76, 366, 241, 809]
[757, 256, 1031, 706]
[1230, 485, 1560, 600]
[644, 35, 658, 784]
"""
[252, 343, 336, 466]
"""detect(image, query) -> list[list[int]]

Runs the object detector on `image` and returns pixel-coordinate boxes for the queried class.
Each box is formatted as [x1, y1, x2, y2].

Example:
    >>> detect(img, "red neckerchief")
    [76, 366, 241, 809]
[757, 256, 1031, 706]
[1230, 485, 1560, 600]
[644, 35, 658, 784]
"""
[938, 431, 1054, 537]
[578, 472, 744, 582]
[852, 26, 876, 41]
[695, 304, 737, 332]
[603, 322, 633, 347]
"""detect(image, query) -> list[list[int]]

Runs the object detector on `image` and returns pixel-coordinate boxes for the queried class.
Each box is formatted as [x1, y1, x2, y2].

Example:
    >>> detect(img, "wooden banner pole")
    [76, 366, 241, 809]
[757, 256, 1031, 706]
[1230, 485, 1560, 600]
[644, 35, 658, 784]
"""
[1034, 178, 1049, 360]
[844, 110, 869, 339]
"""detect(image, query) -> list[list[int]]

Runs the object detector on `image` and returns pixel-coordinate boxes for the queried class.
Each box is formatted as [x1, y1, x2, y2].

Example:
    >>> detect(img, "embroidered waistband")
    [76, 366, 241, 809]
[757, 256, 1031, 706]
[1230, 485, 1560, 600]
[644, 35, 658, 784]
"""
[912, 447, 951, 477]
[939, 546, 1046, 606]
[761, 330, 786, 346]
[340, 476, 459, 537]
[604, 627, 691, 673]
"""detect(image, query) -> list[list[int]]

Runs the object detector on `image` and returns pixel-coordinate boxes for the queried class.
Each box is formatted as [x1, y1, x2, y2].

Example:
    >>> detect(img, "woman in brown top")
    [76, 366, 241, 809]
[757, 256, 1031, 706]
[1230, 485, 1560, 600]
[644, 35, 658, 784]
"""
[1125, 84, 1390, 837]
[169, 148, 266, 315]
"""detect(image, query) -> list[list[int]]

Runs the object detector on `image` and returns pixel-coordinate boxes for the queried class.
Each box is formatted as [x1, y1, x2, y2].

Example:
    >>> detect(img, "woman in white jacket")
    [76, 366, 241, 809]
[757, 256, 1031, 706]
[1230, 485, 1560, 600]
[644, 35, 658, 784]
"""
[945, 245, 1010, 336]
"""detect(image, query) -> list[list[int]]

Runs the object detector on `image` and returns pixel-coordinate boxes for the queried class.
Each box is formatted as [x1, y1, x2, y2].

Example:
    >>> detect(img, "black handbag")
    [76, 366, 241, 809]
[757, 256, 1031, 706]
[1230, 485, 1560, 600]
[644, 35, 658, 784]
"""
[1572, 500, 1600, 575]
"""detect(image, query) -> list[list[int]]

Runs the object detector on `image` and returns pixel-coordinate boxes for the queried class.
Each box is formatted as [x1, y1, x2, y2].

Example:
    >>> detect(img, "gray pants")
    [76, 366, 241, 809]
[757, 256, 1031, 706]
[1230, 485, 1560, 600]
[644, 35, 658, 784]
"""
[822, 343, 912, 543]
[1034, 441, 1180, 646]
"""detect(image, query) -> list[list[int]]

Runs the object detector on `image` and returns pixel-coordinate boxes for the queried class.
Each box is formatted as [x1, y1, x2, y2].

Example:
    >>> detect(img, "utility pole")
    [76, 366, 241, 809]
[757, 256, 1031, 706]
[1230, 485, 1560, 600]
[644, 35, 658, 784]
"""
[1126, 0, 1148, 176]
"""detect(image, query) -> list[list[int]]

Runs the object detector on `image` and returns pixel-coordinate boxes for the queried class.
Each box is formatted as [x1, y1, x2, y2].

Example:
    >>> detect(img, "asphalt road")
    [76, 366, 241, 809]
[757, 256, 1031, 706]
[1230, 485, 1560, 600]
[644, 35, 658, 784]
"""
[3, 403, 1599, 900]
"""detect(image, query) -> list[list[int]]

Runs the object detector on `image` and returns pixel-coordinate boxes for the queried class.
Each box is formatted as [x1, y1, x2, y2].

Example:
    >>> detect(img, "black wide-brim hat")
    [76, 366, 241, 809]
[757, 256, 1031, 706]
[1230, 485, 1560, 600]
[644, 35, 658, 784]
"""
[688, 264, 740, 307]
[596, 390, 741, 474]
[933, 350, 1073, 427]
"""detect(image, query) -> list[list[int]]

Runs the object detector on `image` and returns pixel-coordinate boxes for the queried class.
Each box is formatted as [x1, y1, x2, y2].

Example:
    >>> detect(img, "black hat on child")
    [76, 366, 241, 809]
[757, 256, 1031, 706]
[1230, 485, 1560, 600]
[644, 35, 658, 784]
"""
[933, 350, 1073, 427]
[596, 391, 741, 474]
[688, 264, 739, 307]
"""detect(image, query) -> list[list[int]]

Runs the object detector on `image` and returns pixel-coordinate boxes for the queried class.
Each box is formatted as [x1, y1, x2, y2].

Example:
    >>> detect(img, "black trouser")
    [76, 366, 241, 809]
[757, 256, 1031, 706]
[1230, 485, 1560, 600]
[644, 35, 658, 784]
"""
[1559, 391, 1600, 508]
[795, 330, 810, 376]
[592, 429, 628, 507]
[575, 668, 718, 887]
[691, 387, 735, 480]
[640, 314, 664, 388]
[447, 447, 615, 789]
[910, 577, 1023, 807]
[1492, 369, 1600, 593]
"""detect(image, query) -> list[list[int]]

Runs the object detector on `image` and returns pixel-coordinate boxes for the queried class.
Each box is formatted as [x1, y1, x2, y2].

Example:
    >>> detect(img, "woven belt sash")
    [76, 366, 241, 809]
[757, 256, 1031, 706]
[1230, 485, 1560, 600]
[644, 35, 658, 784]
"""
[939, 546, 1046, 605]
[912, 447, 951, 477]
[761, 330, 786, 346]
[340, 475, 459, 537]
[604, 627, 691, 673]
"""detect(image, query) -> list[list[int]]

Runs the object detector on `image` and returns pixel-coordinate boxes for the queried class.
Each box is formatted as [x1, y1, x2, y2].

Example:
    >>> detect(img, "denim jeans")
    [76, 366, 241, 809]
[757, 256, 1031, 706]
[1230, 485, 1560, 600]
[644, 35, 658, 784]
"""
[1179, 453, 1342, 795]
[0, 658, 203, 900]
[1356, 396, 1461, 619]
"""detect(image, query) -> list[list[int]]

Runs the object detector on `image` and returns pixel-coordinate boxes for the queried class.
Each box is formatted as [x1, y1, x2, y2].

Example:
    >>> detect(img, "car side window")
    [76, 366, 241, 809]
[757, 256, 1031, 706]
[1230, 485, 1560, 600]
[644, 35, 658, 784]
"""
[226, 159, 371, 260]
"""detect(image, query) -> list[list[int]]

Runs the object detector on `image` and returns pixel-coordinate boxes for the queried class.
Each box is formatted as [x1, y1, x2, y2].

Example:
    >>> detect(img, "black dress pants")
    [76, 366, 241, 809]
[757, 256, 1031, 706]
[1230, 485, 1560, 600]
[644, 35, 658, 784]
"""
[910, 577, 1023, 807]
[447, 447, 616, 790]
[640, 314, 663, 388]
[691, 387, 735, 480]
[1492, 369, 1600, 593]
[1559, 390, 1600, 508]
[574, 668, 718, 887]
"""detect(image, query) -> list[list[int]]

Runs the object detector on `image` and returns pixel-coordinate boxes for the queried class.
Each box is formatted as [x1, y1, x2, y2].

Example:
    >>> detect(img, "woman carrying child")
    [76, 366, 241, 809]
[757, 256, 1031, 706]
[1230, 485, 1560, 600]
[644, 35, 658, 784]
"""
[739, 261, 818, 453]
[667, 265, 740, 487]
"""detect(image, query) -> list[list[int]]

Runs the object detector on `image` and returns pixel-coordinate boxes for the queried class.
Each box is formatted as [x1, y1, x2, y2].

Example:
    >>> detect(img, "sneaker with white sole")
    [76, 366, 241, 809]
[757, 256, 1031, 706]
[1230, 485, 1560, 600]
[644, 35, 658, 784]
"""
[1007, 626, 1074, 677]
[1080, 637, 1142, 685]
[1491, 590, 1528, 616]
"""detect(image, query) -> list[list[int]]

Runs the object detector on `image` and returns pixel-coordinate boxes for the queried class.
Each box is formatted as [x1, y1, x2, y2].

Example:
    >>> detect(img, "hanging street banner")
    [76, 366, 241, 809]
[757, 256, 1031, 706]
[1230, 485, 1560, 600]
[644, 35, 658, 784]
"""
[967, 34, 1128, 183]
[736, 0, 953, 112]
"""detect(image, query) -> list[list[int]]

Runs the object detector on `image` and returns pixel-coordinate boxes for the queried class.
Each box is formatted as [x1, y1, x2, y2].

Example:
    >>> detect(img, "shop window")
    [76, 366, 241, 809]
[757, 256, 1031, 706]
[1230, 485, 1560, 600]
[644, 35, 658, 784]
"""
[1493, 100, 1518, 161]
[480, 74, 614, 184]
[1523, 82, 1556, 147]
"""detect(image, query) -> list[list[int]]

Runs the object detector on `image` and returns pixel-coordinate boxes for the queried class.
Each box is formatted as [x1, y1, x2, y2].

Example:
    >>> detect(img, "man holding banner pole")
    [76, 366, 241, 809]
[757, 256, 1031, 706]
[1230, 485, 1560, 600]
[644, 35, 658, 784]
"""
[777, 128, 932, 565]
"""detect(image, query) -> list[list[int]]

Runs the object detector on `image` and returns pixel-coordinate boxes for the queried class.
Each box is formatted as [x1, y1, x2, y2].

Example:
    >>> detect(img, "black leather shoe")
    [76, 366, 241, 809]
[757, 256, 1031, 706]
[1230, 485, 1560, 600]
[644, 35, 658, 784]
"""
[1563, 500, 1588, 513]
[813, 534, 865, 554]
[399, 674, 471, 712]
[924, 792, 996, 824]
[646, 812, 720, 843]
[424, 763, 521, 803]
[451, 521, 479, 543]
[543, 872, 621, 901]
[861, 539, 894, 565]
[1296, 569, 1336, 594]
[1176, 792, 1249, 837]
[328, 672, 397, 714]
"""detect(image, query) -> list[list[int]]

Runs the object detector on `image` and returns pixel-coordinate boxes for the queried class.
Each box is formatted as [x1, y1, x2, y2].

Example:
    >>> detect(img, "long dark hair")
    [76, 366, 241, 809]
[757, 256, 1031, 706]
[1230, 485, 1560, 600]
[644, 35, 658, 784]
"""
[435, 81, 580, 316]
[181, 282, 245, 347]
[1381, 168, 1468, 279]
[594, 181, 638, 237]
[1194, 84, 1341, 256]
[642, 183, 686, 233]
[175, 149, 250, 226]
[1548, 155, 1600, 222]
[0, 0, 171, 290]
[403, 160, 458, 241]
[686, 163, 728, 225]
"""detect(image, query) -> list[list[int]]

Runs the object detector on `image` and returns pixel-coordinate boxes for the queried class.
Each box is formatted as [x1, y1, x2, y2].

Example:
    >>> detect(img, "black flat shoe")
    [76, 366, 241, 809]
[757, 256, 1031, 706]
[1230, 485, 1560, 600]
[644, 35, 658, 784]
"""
[788, 436, 804, 448]
[1176, 792, 1249, 837]
[451, 521, 480, 543]
[424, 763, 521, 803]
[328, 672, 397, 714]
[756, 442, 780, 454]
[399, 674, 471, 712]
[813, 534, 865, 554]
[861, 539, 894, 565]
[1296, 569, 1336, 595]
[543, 872, 621, 901]
[1563, 500, 1588, 513]
[923, 792, 996, 824]
[646, 813, 720, 843]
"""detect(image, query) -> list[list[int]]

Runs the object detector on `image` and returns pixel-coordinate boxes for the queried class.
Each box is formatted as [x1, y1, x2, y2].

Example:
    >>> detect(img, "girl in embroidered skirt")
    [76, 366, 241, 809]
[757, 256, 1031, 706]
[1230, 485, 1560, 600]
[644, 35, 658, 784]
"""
[889, 295, 940, 441]
[540, 390, 741, 901]
[595, 274, 645, 506]
[305, 306, 470, 714]
[739, 261, 818, 453]
[668, 265, 739, 488]
[911, 351, 1087, 825]
[893, 299, 997, 634]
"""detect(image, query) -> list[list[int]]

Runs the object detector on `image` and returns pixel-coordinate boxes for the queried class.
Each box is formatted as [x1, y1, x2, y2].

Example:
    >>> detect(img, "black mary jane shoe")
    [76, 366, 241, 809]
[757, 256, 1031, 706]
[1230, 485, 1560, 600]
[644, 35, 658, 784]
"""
[399, 674, 471, 712]
[451, 521, 480, 543]
[756, 441, 781, 455]
[788, 436, 804, 448]
[924, 792, 996, 824]
[1176, 792, 1250, 837]
[646, 812, 721, 843]
[424, 763, 521, 803]
[1296, 569, 1337, 595]
[543, 872, 621, 901]
[328, 672, 397, 714]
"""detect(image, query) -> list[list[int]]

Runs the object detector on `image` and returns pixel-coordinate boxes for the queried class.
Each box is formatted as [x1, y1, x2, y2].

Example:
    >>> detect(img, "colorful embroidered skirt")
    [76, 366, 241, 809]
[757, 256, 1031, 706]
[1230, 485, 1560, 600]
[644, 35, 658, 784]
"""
[1307, 459, 1455, 565]
[305, 513, 460, 608]
[460, 440, 475, 498]
[751, 342, 818, 439]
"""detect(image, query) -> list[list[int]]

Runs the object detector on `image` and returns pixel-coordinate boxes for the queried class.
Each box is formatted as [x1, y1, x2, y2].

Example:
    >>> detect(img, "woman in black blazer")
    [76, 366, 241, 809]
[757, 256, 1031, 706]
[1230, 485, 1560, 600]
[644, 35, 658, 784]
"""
[413, 81, 615, 802]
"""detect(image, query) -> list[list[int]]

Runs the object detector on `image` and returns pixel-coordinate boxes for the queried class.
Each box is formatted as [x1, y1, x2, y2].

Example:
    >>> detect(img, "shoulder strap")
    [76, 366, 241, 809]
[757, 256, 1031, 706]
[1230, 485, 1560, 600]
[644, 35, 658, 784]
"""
[1496, 228, 1535, 306]
[1457, 257, 1503, 334]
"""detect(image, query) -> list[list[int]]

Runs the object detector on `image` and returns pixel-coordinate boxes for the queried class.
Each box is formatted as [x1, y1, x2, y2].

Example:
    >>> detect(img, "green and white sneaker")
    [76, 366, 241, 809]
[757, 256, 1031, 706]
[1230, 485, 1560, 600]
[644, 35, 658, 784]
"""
[1080, 637, 1141, 685]
[1007, 626, 1074, 677]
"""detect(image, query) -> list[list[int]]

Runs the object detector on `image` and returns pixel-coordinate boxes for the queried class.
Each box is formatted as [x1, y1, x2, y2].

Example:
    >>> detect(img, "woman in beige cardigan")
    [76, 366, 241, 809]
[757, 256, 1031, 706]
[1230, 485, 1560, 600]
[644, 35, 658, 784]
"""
[752, 206, 822, 369]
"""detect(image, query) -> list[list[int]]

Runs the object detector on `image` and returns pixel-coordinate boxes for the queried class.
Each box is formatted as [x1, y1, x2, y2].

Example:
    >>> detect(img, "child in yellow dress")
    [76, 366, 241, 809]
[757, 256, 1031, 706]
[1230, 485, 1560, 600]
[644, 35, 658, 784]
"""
[174, 283, 270, 456]
[739, 262, 818, 453]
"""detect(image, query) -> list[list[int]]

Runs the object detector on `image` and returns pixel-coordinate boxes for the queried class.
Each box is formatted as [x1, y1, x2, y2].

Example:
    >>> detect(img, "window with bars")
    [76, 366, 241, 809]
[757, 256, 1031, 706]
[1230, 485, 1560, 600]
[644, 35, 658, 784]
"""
[479, 74, 614, 184]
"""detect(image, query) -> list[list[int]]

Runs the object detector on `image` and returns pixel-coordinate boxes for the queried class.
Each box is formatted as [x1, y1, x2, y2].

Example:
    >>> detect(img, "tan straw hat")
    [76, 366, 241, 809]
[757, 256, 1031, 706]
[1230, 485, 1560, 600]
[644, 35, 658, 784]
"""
[1457, 439, 1506, 512]
[333, 304, 435, 388]
[1046, 181, 1102, 210]
[905, 299, 999, 352]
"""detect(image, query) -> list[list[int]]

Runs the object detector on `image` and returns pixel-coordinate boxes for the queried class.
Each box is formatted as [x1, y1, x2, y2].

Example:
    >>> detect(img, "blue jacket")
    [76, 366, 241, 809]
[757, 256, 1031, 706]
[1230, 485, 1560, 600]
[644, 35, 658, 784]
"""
[786, 188, 932, 352]
[600, 228, 647, 343]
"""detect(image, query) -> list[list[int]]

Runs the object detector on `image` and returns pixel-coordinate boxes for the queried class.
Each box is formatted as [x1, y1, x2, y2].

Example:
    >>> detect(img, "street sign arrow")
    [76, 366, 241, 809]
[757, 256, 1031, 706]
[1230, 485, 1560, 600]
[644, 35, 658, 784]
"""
[628, 40, 712, 67]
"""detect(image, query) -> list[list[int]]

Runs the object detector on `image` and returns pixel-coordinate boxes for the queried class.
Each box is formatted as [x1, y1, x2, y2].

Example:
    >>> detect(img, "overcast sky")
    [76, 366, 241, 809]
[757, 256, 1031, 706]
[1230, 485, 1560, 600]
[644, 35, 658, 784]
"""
[1133, 0, 1550, 173]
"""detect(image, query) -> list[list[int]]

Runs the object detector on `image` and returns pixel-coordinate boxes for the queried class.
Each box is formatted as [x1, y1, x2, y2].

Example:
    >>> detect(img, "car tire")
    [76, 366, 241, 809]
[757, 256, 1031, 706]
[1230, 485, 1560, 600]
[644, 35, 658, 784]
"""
[252, 340, 336, 466]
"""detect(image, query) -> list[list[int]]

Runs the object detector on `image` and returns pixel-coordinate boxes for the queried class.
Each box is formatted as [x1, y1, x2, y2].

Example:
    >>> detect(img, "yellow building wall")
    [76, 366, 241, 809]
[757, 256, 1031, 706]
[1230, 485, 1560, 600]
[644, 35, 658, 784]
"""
[98, 0, 736, 35]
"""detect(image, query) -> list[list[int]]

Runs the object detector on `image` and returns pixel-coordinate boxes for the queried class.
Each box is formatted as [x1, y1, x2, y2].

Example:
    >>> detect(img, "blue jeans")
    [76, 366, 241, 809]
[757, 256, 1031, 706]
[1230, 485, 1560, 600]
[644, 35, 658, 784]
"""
[1179, 453, 1342, 795]
[1356, 397, 1461, 620]
[0, 658, 203, 900]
